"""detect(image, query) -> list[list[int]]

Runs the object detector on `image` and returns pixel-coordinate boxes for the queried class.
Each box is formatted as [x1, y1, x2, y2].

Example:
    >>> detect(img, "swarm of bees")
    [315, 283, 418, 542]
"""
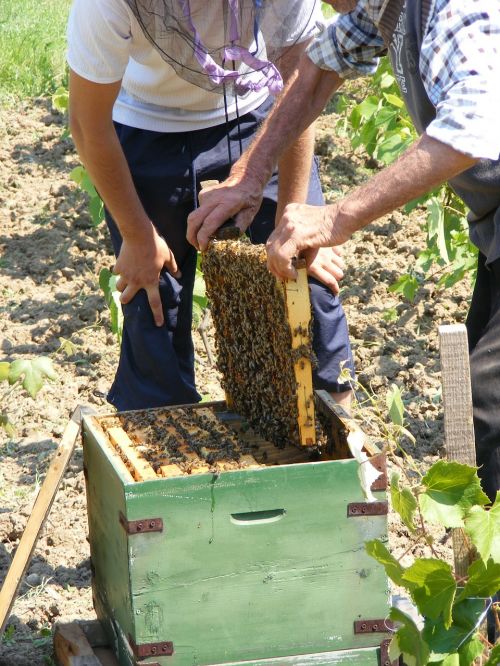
[202, 240, 314, 447]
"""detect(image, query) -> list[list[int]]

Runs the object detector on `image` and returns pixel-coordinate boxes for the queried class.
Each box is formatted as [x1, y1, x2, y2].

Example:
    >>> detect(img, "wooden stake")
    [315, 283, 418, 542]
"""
[0, 407, 90, 636]
[439, 324, 476, 577]
[283, 262, 316, 447]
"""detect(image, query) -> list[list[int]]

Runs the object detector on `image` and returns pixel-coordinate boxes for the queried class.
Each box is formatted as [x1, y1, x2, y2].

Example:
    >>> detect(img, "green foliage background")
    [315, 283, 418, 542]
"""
[0, 0, 71, 103]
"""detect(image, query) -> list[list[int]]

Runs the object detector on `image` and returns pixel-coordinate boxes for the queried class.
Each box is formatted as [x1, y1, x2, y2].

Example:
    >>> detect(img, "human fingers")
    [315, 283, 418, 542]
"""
[161, 242, 181, 278]
[145, 284, 164, 327]
[307, 262, 340, 295]
[266, 236, 299, 281]
[119, 283, 139, 305]
[115, 275, 127, 292]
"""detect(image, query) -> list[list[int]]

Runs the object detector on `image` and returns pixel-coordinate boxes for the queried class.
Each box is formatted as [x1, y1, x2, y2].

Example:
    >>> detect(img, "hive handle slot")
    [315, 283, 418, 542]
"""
[230, 509, 286, 525]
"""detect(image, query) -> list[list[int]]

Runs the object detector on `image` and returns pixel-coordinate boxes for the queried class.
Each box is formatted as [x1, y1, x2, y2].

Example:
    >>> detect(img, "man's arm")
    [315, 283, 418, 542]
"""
[186, 55, 344, 250]
[266, 132, 478, 279]
[69, 70, 179, 326]
[274, 44, 346, 293]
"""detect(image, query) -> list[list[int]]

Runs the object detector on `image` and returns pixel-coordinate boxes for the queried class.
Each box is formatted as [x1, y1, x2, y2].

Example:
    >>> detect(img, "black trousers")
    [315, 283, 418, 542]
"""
[467, 252, 500, 501]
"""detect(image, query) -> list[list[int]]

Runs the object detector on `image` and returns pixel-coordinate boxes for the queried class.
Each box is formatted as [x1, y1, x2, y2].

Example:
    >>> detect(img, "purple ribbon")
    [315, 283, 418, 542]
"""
[178, 0, 283, 95]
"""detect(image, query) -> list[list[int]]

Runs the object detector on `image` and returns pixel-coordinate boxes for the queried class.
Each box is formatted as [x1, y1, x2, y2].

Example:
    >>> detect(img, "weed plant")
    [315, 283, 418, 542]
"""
[0, 0, 71, 103]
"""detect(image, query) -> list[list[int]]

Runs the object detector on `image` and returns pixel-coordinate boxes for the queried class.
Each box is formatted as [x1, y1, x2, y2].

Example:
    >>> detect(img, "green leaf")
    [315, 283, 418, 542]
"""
[99, 268, 113, 302]
[419, 461, 490, 528]
[484, 642, 500, 666]
[389, 607, 430, 666]
[386, 384, 404, 426]
[402, 559, 456, 628]
[357, 95, 380, 120]
[457, 558, 500, 603]
[424, 621, 471, 661]
[365, 539, 405, 587]
[88, 195, 104, 226]
[51, 86, 69, 112]
[383, 92, 405, 108]
[0, 414, 16, 437]
[427, 197, 449, 264]
[464, 492, 500, 562]
[388, 274, 419, 302]
[458, 636, 483, 666]
[390, 473, 417, 532]
[0, 362, 10, 382]
[375, 133, 411, 164]
[8, 357, 57, 399]
[110, 292, 123, 343]
[70, 166, 98, 198]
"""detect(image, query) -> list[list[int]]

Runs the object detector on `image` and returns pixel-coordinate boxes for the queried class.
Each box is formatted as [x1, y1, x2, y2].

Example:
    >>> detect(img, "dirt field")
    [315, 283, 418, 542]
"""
[0, 98, 470, 664]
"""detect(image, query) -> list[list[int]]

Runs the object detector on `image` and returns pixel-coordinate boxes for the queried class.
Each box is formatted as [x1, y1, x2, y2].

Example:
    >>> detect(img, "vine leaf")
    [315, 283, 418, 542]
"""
[390, 472, 417, 532]
[484, 642, 500, 666]
[386, 384, 404, 426]
[8, 357, 57, 399]
[456, 558, 500, 603]
[419, 461, 490, 528]
[458, 636, 483, 666]
[423, 599, 485, 661]
[365, 539, 405, 587]
[402, 559, 456, 628]
[464, 492, 500, 562]
[388, 607, 430, 666]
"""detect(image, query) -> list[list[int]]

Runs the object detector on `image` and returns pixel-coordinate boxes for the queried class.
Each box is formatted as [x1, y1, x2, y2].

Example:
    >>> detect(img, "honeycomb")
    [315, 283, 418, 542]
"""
[202, 240, 315, 447]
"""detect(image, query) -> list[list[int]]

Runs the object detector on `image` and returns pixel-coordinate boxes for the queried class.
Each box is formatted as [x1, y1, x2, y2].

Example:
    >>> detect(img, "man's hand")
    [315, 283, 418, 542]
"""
[186, 174, 264, 251]
[266, 202, 340, 280]
[114, 233, 180, 327]
[303, 246, 345, 294]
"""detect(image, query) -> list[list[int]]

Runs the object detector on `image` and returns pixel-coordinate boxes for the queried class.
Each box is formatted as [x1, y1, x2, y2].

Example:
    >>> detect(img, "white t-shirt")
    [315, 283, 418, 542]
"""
[67, 0, 323, 132]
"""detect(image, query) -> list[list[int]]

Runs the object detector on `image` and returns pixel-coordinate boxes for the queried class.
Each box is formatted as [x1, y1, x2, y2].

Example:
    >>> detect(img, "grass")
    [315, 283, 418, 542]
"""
[0, 0, 72, 104]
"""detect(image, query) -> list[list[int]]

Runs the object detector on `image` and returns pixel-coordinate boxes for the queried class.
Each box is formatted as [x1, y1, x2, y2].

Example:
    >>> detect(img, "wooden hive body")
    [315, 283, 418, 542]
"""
[82, 402, 391, 666]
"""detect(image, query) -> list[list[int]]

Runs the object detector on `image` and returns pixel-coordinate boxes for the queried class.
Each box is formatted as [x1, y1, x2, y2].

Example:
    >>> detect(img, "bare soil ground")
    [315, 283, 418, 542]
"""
[0, 98, 470, 665]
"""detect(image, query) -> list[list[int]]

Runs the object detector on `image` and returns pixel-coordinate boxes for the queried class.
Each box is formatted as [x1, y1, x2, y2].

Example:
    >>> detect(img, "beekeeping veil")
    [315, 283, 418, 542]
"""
[124, 0, 318, 97]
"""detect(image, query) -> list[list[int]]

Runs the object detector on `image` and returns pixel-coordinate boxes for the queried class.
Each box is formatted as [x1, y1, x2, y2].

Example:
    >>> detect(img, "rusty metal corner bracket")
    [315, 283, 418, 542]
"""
[380, 638, 401, 666]
[347, 501, 388, 517]
[354, 618, 394, 634]
[129, 636, 174, 659]
[119, 511, 163, 535]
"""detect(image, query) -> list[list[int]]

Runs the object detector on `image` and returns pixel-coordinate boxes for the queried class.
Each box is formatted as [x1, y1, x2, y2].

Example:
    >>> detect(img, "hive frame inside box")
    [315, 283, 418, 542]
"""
[81, 396, 392, 666]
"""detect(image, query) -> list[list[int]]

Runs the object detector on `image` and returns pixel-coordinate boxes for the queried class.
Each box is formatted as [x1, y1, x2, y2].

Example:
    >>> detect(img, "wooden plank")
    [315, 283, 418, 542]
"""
[53, 622, 101, 665]
[93, 649, 120, 666]
[214, 645, 380, 665]
[87, 417, 134, 483]
[315, 391, 380, 458]
[438, 324, 476, 578]
[0, 407, 84, 636]
[283, 263, 316, 446]
[107, 426, 157, 482]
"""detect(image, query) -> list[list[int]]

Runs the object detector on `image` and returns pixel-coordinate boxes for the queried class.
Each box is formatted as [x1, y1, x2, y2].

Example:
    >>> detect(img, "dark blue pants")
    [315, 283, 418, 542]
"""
[467, 252, 500, 501]
[106, 98, 354, 410]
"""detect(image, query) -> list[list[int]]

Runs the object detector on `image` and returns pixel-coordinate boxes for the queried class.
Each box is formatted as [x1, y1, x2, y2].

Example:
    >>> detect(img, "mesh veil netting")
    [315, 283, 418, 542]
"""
[125, 0, 318, 97]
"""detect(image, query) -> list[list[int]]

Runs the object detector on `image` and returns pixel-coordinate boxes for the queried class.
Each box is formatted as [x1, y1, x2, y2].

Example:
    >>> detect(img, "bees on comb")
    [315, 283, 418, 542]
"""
[202, 240, 315, 448]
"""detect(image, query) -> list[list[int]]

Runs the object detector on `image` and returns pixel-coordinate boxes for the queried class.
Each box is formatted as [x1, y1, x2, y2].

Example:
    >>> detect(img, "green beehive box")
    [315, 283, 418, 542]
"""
[82, 400, 391, 666]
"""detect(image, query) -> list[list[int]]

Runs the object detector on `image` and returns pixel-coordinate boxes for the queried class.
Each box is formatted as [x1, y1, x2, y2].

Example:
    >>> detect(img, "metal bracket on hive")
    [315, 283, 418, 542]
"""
[119, 511, 164, 535]
[353, 620, 399, 666]
[347, 501, 388, 517]
[129, 636, 174, 659]
[282, 259, 316, 446]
